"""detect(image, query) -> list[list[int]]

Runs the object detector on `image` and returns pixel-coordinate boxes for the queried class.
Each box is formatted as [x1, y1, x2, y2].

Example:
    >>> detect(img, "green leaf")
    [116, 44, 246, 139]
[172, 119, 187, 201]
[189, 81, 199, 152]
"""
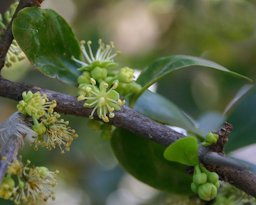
[225, 85, 256, 152]
[164, 136, 199, 166]
[136, 55, 252, 98]
[134, 90, 197, 131]
[111, 128, 193, 194]
[12, 7, 81, 85]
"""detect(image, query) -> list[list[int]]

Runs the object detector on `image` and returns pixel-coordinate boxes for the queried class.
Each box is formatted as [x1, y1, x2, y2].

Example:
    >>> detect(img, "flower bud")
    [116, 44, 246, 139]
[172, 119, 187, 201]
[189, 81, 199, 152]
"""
[205, 132, 219, 144]
[207, 172, 219, 183]
[118, 67, 134, 83]
[198, 183, 217, 201]
[91, 67, 108, 81]
[193, 173, 207, 185]
[77, 71, 91, 84]
[191, 182, 198, 194]
[32, 123, 46, 136]
[214, 180, 220, 189]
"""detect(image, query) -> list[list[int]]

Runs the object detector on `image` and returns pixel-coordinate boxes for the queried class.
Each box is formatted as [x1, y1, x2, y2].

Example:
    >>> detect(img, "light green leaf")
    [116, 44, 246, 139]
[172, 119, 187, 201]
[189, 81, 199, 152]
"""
[135, 55, 252, 99]
[135, 90, 197, 131]
[12, 7, 81, 85]
[164, 136, 199, 166]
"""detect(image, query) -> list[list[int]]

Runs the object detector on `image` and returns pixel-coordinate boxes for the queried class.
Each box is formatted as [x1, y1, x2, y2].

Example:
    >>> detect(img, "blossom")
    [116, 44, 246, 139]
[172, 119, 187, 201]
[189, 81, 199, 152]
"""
[33, 112, 78, 153]
[17, 91, 56, 120]
[79, 81, 125, 122]
[73, 39, 118, 71]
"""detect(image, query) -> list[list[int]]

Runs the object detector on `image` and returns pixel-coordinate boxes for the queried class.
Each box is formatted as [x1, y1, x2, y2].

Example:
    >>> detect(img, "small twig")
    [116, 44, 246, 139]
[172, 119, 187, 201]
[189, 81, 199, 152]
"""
[1, 76, 256, 197]
[208, 122, 233, 153]
[0, 0, 43, 70]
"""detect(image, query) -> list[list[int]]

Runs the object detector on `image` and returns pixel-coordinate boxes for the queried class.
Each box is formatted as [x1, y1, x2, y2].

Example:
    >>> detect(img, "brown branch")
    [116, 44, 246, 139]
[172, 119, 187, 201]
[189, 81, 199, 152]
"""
[0, 76, 256, 197]
[0, 0, 43, 70]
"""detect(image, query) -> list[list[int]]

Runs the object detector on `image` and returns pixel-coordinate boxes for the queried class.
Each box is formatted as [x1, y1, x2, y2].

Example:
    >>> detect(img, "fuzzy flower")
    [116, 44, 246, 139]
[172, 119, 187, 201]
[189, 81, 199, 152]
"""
[12, 162, 58, 205]
[0, 160, 58, 205]
[16, 91, 78, 153]
[33, 112, 78, 153]
[79, 80, 125, 122]
[73, 39, 118, 71]
[17, 91, 56, 120]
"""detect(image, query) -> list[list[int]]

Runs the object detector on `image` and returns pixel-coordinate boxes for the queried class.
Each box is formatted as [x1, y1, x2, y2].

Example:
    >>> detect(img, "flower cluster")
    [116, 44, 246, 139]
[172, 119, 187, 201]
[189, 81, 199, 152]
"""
[73, 40, 141, 122]
[0, 160, 58, 205]
[0, 2, 25, 68]
[191, 164, 220, 201]
[17, 91, 78, 153]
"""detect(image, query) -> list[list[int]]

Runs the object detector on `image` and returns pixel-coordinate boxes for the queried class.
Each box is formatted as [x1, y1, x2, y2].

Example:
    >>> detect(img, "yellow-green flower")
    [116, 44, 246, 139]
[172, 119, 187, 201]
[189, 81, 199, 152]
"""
[17, 91, 56, 119]
[79, 81, 125, 122]
[34, 112, 78, 153]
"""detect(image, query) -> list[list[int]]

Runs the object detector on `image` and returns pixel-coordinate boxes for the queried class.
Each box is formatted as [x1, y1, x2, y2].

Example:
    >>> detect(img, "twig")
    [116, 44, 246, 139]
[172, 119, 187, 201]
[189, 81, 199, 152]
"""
[0, 0, 43, 70]
[0, 76, 256, 197]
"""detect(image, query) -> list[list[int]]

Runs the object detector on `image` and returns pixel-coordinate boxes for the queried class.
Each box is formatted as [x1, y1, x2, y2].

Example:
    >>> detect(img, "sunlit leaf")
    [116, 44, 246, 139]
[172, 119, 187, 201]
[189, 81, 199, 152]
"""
[12, 7, 81, 85]
[135, 55, 251, 100]
[164, 136, 199, 166]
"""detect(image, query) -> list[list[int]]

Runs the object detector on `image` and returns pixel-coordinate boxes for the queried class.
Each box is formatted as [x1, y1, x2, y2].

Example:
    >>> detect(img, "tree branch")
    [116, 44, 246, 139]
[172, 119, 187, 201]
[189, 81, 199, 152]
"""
[0, 0, 43, 70]
[0, 0, 256, 196]
[0, 76, 256, 197]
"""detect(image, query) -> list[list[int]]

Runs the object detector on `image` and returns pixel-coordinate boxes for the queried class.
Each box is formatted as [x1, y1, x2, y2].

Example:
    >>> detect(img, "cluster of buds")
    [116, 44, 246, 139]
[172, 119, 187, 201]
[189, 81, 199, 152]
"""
[191, 164, 220, 201]
[73, 40, 141, 122]
[202, 132, 219, 146]
[17, 91, 78, 153]
[0, 2, 25, 68]
[0, 160, 58, 205]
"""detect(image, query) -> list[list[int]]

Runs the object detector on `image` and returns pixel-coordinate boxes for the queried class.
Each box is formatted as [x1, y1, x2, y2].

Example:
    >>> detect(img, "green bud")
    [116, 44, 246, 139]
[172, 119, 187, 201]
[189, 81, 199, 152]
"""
[35, 166, 49, 178]
[118, 67, 134, 83]
[198, 183, 217, 201]
[207, 172, 219, 183]
[193, 173, 207, 185]
[117, 82, 141, 96]
[32, 123, 46, 136]
[77, 71, 91, 84]
[205, 132, 219, 145]
[91, 67, 108, 81]
[214, 180, 220, 189]
[191, 182, 198, 194]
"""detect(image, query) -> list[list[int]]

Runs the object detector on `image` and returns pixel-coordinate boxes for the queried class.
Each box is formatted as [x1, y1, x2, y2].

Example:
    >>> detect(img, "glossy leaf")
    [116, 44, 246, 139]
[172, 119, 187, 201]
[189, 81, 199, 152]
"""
[136, 55, 252, 97]
[134, 90, 197, 131]
[225, 85, 256, 152]
[111, 128, 193, 194]
[12, 7, 81, 85]
[164, 136, 199, 166]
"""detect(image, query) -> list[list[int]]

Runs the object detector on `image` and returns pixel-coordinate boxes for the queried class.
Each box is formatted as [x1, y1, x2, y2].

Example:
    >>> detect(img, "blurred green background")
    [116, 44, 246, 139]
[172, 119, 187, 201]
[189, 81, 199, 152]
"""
[1, 0, 256, 204]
